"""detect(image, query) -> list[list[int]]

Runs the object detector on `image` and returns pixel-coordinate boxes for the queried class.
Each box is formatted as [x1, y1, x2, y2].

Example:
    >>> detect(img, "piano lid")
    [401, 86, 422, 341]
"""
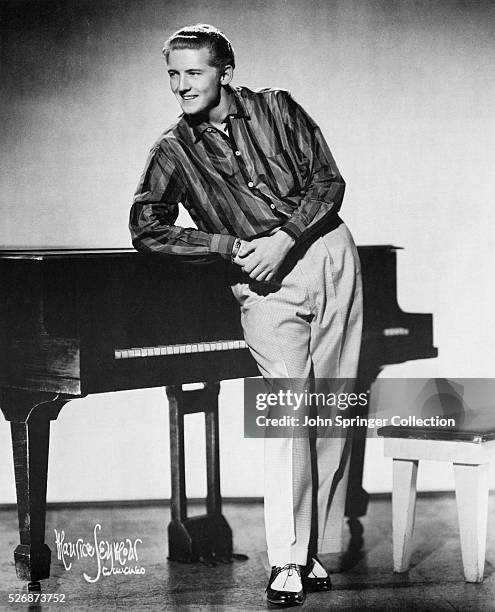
[0, 245, 402, 260]
[0, 247, 138, 260]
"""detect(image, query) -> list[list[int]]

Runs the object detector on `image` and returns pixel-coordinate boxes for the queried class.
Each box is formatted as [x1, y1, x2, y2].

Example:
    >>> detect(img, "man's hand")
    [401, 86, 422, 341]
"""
[233, 231, 295, 281]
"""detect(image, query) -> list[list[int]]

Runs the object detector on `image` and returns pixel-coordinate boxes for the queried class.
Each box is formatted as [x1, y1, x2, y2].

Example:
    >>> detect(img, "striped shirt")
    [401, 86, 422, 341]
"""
[129, 85, 345, 260]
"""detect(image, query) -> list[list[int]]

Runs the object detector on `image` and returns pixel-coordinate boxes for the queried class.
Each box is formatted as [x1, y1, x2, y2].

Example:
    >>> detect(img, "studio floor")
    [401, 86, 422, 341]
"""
[1, 494, 495, 611]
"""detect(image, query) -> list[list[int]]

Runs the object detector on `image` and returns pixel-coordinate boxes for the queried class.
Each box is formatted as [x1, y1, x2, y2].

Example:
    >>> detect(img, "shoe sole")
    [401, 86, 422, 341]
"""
[266, 596, 305, 607]
[302, 580, 332, 592]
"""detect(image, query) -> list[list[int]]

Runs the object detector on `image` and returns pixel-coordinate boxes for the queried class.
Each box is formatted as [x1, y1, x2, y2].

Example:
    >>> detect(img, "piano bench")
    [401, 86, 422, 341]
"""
[378, 420, 495, 583]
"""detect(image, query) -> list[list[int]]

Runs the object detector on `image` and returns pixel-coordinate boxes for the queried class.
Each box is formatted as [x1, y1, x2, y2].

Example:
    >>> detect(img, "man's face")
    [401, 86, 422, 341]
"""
[167, 47, 223, 117]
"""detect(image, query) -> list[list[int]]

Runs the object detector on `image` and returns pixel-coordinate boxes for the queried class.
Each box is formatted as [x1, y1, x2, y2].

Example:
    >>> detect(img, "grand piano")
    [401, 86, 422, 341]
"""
[0, 245, 437, 589]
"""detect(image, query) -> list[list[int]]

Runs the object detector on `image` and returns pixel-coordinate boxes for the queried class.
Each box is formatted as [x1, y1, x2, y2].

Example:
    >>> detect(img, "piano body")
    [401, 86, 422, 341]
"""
[0, 246, 437, 588]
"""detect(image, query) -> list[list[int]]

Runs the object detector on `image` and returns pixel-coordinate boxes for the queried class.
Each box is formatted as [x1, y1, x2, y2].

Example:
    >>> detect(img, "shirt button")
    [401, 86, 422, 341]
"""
[247, 181, 254, 188]
[234, 150, 241, 156]
[270, 204, 276, 210]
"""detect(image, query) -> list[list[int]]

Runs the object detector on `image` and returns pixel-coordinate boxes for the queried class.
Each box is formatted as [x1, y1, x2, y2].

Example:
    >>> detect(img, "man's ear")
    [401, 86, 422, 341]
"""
[220, 65, 234, 85]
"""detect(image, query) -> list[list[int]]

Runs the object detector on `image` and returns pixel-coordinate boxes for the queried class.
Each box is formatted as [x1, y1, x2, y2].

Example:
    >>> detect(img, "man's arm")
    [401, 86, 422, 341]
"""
[129, 144, 236, 261]
[278, 92, 346, 241]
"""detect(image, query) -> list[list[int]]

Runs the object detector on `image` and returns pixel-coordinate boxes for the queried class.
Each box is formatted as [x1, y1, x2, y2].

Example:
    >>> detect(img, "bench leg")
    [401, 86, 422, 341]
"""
[392, 458, 418, 573]
[453, 462, 489, 582]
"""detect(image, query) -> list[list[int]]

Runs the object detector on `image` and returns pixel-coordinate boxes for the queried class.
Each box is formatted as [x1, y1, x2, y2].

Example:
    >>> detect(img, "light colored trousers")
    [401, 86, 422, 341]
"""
[232, 222, 363, 567]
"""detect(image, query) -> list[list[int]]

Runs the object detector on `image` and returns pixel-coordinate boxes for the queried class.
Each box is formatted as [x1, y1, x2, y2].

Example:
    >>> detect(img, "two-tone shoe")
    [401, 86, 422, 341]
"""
[301, 556, 332, 592]
[266, 563, 305, 606]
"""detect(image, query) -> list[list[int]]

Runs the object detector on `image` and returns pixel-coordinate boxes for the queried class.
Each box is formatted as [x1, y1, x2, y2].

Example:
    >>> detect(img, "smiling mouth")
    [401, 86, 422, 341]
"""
[181, 95, 198, 101]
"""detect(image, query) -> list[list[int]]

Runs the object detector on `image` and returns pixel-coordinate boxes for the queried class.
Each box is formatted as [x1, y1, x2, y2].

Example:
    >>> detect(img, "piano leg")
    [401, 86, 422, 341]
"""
[343, 371, 379, 568]
[343, 419, 369, 567]
[166, 383, 241, 564]
[205, 392, 221, 518]
[0, 389, 70, 587]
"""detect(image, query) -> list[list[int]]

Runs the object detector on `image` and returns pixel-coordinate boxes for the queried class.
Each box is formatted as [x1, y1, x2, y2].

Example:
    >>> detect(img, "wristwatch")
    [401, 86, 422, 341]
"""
[231, 238, 242, 263]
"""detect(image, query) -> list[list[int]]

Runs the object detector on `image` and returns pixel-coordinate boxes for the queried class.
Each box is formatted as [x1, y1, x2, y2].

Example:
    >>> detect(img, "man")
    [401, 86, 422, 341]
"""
[129, 24, 362, 606]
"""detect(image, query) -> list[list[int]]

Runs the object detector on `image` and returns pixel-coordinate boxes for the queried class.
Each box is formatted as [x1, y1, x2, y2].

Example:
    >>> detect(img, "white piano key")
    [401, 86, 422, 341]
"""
[183, 382, 205, 391]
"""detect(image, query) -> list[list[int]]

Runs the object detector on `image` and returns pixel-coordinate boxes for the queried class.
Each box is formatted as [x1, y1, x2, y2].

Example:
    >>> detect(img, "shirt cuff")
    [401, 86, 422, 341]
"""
[280, 216, 306, 240]
[210, 233, 237, 260]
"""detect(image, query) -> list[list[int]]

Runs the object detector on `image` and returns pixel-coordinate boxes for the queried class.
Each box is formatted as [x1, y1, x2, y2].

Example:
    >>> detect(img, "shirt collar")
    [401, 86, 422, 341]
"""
[185, 86, 250, 143]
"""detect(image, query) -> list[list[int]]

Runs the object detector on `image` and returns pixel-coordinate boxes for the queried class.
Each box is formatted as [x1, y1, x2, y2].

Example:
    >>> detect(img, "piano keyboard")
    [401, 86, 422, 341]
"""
[115, 339, 248, 360]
